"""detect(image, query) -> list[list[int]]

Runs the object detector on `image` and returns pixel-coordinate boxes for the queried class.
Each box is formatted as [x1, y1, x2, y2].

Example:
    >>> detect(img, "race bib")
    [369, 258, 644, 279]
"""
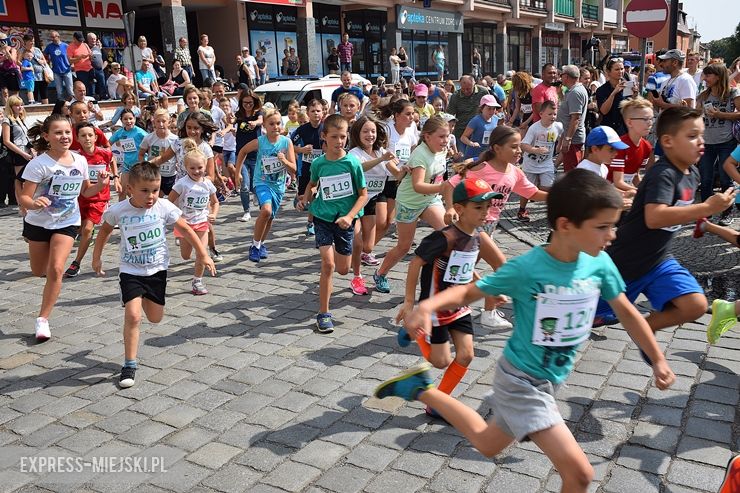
[122, 221, 166, 253]
[88, 165, 106, 183]
[482, 129, 493, 146]
[623, 173, 636, 185]
[521, 103, 533, 114]
[661, 199, 693, 232]
[419, 116, 429, 128]
[262, 156, 284, 175]
[366, 177, 386, 193]
[532, 291, 599, 346]
[320, 172, 353, 201]
[49, 174, 83, 198]
[443, 249, 478, 284]
[160, 160, 176, 175]
[303, 150, 323, 163]
[394, 144, 411, 163]
[120, 138, 136, 153]
[184, 191, 209, 211]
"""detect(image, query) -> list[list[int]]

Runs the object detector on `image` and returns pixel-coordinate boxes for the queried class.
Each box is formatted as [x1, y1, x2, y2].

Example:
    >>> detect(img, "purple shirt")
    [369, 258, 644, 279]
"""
[337, 42, 353, 64]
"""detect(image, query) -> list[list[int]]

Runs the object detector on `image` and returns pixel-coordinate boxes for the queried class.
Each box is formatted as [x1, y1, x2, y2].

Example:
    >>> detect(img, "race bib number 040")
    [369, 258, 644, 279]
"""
[122, 221, 166, 253]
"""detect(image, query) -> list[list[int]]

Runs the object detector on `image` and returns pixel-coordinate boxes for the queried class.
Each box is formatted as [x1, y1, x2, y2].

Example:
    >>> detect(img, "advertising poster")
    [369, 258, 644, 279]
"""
[0, 25, 32, 51]
[250, 30, 278, 79]
[320, 33, 340, 75]
[275, 31, 297, 75]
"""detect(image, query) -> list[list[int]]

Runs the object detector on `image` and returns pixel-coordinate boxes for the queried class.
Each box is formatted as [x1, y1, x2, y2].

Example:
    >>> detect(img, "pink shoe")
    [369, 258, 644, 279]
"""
[350, 276, 369, 295]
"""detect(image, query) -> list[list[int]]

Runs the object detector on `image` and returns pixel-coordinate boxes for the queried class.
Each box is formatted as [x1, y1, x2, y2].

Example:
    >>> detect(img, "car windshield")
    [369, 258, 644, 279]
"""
[256, 91, 301, 114]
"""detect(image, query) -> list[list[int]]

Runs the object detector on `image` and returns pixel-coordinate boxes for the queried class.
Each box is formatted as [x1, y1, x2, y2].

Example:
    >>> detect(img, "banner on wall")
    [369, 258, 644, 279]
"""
[242, 0, 305, 7]
[250, 30, 278, 78]
[32, 0, 81, 26]
[84, 0, 124, 29]
[0, 0, 30, 24]
[0, 25, 33, 51]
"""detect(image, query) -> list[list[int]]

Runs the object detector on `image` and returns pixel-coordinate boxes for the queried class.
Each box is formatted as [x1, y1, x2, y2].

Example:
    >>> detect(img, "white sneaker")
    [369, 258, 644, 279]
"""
[480, 309, 513, 329]
[35, 317, 51, 342]
[238, 212, 252, 223]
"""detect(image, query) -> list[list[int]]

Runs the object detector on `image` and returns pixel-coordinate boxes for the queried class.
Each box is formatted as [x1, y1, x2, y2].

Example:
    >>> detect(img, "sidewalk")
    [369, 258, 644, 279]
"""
[0, 193, 737, 492]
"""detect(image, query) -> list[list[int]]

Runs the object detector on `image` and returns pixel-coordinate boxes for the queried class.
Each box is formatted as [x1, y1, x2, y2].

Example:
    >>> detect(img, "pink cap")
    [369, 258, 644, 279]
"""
[480, 94, 501, 108]
[414, 84, 429, 97]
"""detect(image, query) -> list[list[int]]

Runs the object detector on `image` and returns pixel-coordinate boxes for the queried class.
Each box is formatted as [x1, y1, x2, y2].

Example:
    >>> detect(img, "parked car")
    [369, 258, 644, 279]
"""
[254, 74, 371, 114]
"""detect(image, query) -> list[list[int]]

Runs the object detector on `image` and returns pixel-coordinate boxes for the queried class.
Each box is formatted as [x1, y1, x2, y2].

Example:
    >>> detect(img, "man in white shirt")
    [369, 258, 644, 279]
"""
[651, 49, 697, 110]
[241, 47, 258, 87]
[684, 50, 704, 91]
[72, 80, 103, 124]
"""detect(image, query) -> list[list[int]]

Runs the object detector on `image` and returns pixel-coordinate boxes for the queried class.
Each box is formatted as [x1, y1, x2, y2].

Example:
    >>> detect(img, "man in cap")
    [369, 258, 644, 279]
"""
[447, 74, 490, 148]
[652, 49, 697, 110]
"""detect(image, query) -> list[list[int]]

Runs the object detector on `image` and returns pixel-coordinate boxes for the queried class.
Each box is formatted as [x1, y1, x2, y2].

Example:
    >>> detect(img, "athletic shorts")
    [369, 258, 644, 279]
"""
[160, 175, 176, 195]
[314, 216, 355, 256]
[595, 257, 704, 319]
[363, 195, 386, 216]
[486, 356, 564, 442]
[78, 199, 108, 225]
[119, 270, 167, 306]
[255, 184, 284, 219]
[395, 197, 444, 224]
[222, 150, 236, 166]
[523, 170, 555, 189]
[173, 221, 209, 238]
[382, 179, 398, 200]
[431, 313, 474, 344]
[212, 145, 223, 154]
[23, 221, 78, 242]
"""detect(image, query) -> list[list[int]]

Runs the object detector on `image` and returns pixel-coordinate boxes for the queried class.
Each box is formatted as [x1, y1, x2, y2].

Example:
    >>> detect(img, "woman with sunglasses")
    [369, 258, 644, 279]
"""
[595, 57, 637, 136]
[234, 90, 263, 222]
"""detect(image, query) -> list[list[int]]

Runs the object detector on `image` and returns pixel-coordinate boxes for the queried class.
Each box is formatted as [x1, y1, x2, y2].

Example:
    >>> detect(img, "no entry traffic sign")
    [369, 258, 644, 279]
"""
[624, 0, 669, 39]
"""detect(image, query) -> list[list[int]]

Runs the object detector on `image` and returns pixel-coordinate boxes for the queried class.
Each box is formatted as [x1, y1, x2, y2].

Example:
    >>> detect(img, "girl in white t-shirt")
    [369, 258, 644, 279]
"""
[18, 114, 110, 342]
[348, 115, 401, 295]
[138, 109, 178, 196]
[169, 139, 219, 295]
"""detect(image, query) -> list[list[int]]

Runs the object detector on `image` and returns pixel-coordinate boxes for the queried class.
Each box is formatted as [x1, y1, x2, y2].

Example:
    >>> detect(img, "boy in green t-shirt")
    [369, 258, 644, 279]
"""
[373, 169, 675, 492]
[297, 115, 367, 334]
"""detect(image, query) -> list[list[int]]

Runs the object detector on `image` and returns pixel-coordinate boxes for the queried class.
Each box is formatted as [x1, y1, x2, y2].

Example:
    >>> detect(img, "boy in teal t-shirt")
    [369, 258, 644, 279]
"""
[298, 114, 367, 334]
[373, 169, 675, 492]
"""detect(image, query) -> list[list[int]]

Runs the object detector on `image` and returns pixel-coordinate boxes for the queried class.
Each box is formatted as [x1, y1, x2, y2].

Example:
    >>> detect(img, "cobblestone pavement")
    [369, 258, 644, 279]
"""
[0, 192, 737, 493]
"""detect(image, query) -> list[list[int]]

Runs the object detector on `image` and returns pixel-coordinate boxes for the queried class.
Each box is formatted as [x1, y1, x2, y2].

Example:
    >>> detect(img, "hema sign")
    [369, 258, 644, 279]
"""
[396, 5, 463, 33]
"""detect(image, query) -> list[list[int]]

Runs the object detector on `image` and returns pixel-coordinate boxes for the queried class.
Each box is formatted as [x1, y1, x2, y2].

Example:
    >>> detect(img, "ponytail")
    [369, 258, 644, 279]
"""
[28, 114, 71, 154]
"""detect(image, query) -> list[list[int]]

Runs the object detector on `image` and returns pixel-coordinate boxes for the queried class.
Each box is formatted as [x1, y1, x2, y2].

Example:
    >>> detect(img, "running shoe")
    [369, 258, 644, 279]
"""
[374, 363, 434, 401]
[316, 312, 334, 334]
[350, 276, 369, 295]
[209, 248, 223, 263]
[516, 209, 530, 222]
[216, 191, 226, 203]
[693, 218, 707, 239]
[718, 209, 732, 226]
[35, 317, 50, 342]
[480, 309, 513, 329]
[707, 299, 738, 345]
[248, 245, 260, 263]
[306, 222, 315, 236]
[119, 366, 136, 388]
[192, 279, 208, 295]
[259, 245, 268, 259]
[373, 270, 390, 293]
[592, 315, 618, 328]
[64, 261, 80, 278]
[397, 327, 412, 347]
[361, 252, 380, 266]
[238, 212, 252, 223]
[719, 454, 740, 493]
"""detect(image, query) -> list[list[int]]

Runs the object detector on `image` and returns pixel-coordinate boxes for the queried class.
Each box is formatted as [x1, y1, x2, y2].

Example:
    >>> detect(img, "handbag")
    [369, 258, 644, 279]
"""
[43, 65, 54, 83]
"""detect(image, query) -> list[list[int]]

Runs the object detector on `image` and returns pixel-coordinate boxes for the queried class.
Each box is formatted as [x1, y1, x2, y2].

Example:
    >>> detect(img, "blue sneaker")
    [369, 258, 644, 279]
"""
[373, 270, 390, 293]
[259, 245, 268, 259]
[397, 327, 412, 347]
[374, 363, 434, 401]
[306, 222, 315, 236]
[248, 245, 260, 263]
[592, 315, 618, 328]
[316, 312, 334, 334]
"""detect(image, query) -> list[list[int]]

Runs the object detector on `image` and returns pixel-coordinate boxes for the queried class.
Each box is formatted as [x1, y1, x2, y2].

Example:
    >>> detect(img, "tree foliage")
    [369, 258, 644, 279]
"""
[707, 22, 740, 63]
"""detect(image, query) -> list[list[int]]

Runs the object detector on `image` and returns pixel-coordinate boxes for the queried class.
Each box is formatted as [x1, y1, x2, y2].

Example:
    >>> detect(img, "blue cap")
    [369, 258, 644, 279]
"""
[586, 126, 630, 150]
[623, 61, 633, 68]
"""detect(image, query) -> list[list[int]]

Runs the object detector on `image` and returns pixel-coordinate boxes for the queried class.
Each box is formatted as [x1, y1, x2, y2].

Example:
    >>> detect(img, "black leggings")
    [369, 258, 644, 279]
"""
[0, 164, 16, 205]
[34, 80, 48, 101]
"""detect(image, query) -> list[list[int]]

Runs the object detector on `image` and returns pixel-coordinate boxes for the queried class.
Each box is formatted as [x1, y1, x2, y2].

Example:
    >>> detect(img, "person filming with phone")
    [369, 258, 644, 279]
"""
[596, 56, 639, 136]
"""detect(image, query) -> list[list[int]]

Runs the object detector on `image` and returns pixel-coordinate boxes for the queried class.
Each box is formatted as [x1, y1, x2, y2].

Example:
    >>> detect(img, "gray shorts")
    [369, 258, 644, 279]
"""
[487, 356, 563, 442]
[524, 170, 555, 189]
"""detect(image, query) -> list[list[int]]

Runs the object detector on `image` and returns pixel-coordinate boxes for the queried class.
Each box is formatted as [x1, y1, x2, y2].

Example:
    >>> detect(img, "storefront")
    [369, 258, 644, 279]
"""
[396, 6, 463, 79]
[462, 24, 496, 77]
[246, 3, 298, 79]
[569, 33, 582, 64]
[541, 31, 563, 68]
[507, 27, 532, 73]
[313, 3, 341, 76]
[343, 10, 386, 79]
[0, 0, 126, 65]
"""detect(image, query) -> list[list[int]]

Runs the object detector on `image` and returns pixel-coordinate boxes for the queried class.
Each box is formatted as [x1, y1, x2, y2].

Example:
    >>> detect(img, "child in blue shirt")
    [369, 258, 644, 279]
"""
[109, 109, 148, 195]
[20, 51, 36, 104]
[374, 169, 675, 492]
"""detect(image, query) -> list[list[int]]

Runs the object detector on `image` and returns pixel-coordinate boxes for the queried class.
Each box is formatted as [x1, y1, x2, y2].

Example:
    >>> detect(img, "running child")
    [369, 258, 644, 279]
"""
[608, 97, 655, 191]
[283, 100, 300, 135]
[92, 162, 216, 388]
[593, 107, 736, 362]
[235, 109, 296, 263]
[219, 97, 239, 196]
[296, 114, 367, 333]
[138, 109, 178, 196]
[374, 170, 675, 493]
[292, 99, 325, 236]
[338, 92, 361, 126]
[576, 126, 629, 179]
[109, 109, 148, 200]
[64, 122, 120, 278]
[69, 101, 110, 152]
[19, 114, 111, 341]
[169, 139, 219, 295]
[348, 115, 401, 293]
[519, 100, 562, 214]
[396, 178, 505, 419]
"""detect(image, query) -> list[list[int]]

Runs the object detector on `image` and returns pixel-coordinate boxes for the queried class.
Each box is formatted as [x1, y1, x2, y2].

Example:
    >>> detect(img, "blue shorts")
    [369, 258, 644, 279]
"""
[222, 150, 236, 166]
[254, 184, 284, 219]
[314, 217, 355, 256]
[596, 258, 703, 318]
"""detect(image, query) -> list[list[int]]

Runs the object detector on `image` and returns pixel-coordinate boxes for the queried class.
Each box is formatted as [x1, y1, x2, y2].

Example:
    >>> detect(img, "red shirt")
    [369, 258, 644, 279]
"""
[70, 126, 110, 152]
[530, 83, 559, 122]
[77, 147, 113, 202]
[608, 134, 652, 183]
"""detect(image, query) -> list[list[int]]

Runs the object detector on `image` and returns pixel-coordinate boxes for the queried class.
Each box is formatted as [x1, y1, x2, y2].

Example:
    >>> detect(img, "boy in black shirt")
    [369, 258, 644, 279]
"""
[292, 99, 324, 236]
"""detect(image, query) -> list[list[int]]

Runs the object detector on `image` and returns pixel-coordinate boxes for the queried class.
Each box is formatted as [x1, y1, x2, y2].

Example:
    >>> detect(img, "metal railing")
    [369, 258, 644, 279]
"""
[520, 0, 546, 10]
[582, 2, 599, 20]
